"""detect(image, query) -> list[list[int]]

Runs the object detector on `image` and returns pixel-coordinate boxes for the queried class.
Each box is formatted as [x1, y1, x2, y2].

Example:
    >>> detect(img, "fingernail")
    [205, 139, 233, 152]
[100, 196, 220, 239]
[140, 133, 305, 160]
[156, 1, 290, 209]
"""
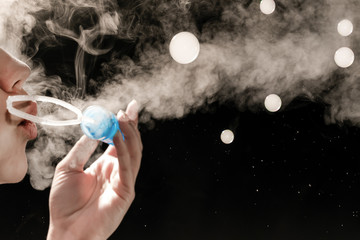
[117, 110, 127, 120]
[127, 99, 139, 121]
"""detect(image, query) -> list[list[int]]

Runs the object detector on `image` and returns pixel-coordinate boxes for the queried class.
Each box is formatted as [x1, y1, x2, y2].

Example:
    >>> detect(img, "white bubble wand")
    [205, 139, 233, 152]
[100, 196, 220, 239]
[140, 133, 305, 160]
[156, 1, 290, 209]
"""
[7, 95, 83, 126]
[7, 95, 123, 144]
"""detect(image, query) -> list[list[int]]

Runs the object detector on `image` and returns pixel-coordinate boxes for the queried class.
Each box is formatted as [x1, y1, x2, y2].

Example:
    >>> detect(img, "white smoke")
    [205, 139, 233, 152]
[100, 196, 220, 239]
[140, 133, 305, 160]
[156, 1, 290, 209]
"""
[1, 0, 360, 189]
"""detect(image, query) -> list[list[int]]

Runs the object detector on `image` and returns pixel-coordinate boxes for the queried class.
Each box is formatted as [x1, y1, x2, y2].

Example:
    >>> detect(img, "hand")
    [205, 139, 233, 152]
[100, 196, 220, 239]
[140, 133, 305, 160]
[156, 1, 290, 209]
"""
[47, 100, 142, 240]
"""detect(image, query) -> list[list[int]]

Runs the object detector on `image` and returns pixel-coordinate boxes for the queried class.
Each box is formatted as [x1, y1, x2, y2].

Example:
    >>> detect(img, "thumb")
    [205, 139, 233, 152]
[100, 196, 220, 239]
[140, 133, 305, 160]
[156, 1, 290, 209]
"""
[56, 135, 99, 172]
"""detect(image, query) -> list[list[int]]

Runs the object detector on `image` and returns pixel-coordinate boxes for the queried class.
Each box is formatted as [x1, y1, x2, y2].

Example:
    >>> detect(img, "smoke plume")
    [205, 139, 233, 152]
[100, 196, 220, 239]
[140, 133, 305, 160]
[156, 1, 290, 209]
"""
[1, 0, 359, 189]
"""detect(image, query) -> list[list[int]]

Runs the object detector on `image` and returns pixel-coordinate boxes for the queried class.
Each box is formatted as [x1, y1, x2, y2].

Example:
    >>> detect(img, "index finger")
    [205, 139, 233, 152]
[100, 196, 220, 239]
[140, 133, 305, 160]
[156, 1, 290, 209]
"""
[56, 135, 99, 172]
[125, 99, 139, 127]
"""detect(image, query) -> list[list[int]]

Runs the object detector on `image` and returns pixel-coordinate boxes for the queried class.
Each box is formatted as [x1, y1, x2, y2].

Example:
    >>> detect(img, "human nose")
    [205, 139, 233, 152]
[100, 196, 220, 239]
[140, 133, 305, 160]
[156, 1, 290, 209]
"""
[0, 49, 31, 94]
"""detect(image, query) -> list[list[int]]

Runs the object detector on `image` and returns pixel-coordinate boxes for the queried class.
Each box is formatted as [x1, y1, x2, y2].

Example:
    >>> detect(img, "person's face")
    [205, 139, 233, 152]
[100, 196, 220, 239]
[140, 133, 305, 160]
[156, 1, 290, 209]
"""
[0, 47, 37, 184]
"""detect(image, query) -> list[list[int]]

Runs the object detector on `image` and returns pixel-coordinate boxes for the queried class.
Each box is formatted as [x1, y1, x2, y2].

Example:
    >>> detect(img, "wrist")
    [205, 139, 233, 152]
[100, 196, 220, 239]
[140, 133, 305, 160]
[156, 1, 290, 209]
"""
[47, 224, 78, 240]
[47, 223, 105, 240]
[47, 228, 73, 240]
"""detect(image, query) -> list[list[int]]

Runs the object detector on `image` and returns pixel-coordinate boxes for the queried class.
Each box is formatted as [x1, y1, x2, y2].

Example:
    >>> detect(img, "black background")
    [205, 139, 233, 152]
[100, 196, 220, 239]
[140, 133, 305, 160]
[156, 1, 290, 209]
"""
[1, 99, 360, 239]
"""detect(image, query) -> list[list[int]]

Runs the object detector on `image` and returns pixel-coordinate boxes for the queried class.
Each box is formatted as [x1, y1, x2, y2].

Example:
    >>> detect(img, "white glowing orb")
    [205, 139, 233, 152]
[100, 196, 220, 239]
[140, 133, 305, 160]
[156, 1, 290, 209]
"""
[221, 129, 234, 144]
[334, 47, 355, 68]
[264, 94, 282, 112]
[337, 19, 353, 37]
[169, 31, 200, 64]
[260, 0, 276, 15]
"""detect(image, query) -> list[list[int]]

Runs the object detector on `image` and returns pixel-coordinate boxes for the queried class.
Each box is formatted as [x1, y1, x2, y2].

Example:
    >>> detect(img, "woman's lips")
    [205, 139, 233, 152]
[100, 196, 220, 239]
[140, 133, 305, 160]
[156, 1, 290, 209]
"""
[18, 120, 38, 140]
[17, 101, 38, 140]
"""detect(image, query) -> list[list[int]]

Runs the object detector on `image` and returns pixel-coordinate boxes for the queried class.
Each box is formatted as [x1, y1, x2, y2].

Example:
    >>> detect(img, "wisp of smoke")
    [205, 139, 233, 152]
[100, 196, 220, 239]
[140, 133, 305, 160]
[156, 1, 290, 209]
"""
[0, 0, 359, 189]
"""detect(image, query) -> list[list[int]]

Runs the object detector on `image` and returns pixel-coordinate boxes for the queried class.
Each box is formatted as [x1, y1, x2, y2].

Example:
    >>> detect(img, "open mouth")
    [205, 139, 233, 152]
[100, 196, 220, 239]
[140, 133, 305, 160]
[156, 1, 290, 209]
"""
[17, 118, 38, 140]
[18, 119, 32, 127]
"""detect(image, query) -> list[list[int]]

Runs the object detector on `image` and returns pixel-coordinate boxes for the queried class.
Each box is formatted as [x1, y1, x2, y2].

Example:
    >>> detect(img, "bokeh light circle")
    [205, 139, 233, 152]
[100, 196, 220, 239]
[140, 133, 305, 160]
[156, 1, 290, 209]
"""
[169, 31, 200, 64]
[221, 129, 234, 144]
[337, 19, 353, 37]
[264, 94, 282, 112]
[260, 0, 276, 15]
[334, 47, 355, 68]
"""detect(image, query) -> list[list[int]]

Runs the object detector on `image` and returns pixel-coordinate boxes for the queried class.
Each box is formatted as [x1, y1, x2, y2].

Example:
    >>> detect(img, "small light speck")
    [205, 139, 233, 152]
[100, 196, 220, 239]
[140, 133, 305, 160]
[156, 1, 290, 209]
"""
[352, 211, 359, 217]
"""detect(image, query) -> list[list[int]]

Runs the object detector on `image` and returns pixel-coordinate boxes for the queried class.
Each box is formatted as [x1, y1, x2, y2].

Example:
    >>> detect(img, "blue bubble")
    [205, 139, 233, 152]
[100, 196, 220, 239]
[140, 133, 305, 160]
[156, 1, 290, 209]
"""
[80, 105, 123, 145]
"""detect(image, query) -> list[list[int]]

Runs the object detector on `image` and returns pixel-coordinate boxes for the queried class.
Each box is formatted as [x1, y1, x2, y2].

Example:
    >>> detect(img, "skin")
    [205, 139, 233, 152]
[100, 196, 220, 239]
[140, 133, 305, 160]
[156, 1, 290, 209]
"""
[0, 47, 143, 239]
[0, 48, 32, 183]
[48, 106, 142, 240]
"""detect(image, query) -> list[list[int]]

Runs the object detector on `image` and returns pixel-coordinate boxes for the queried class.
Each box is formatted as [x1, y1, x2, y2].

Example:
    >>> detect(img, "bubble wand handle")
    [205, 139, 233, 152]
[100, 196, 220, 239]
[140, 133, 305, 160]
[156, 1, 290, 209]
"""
[80, 105, 124, 145]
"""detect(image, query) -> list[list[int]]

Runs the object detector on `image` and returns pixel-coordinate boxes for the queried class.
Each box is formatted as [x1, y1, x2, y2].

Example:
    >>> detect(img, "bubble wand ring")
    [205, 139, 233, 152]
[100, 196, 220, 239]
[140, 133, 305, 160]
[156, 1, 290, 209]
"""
[6, 95, 83, 126]
[7, 95, 124, 145]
